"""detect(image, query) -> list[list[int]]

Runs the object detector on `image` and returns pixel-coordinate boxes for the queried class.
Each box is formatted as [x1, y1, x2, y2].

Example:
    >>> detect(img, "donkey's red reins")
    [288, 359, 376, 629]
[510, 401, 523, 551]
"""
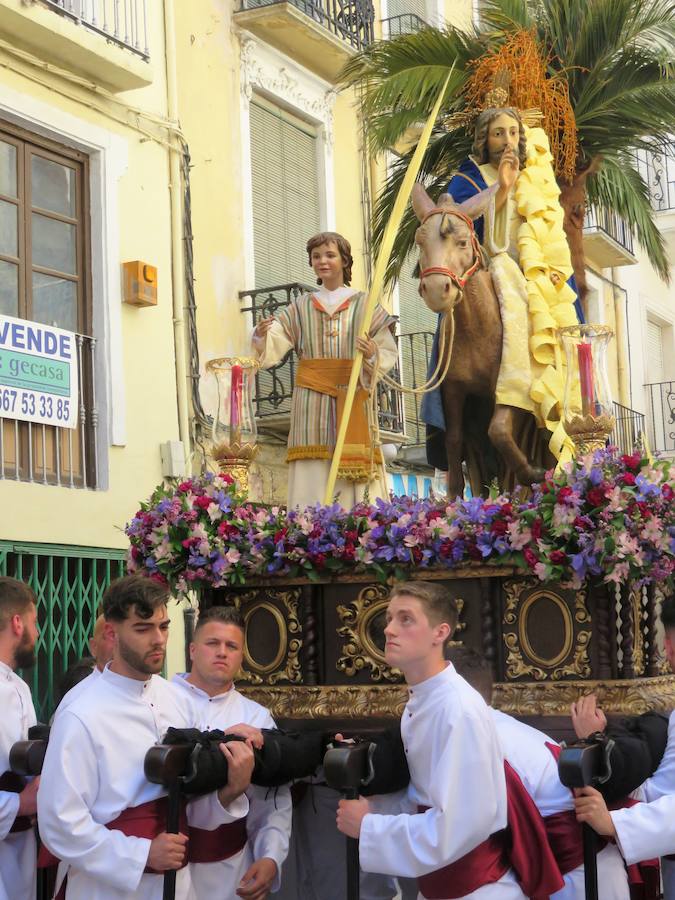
[419, 207, 482, 290]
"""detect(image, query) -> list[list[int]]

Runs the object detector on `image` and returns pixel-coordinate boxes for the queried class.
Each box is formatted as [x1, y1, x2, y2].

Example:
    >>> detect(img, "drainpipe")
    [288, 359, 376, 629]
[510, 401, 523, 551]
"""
[611, 267, 631, 408]
[163, 0, 191, 457]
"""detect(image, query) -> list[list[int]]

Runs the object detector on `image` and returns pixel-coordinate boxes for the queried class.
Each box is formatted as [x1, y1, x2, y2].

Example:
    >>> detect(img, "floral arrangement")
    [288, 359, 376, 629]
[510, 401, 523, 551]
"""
[125, 449, 675, 597]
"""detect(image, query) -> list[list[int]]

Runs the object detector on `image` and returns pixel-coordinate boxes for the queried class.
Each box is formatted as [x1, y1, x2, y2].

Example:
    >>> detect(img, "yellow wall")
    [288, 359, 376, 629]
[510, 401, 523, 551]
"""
[0, 3, 182, 548]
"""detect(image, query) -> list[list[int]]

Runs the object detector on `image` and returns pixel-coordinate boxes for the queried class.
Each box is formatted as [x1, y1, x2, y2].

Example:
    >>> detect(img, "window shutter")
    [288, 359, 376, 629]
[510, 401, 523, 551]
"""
[386, 0, 428, 22]
[250, 100, 321, 289]
[646, 320, 664, 383]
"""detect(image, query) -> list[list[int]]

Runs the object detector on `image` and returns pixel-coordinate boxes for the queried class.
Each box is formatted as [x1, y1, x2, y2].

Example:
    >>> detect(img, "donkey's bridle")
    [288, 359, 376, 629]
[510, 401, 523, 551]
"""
[418, 207, 482, 290]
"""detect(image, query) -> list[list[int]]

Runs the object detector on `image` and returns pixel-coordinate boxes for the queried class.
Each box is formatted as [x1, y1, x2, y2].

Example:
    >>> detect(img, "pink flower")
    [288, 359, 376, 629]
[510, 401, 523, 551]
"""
[225, 548, 241, 565]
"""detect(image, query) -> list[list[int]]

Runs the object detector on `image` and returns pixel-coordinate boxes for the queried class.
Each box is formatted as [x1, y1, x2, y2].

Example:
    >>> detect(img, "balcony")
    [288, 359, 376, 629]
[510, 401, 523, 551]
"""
[235, 0, 374, 81]
[0, 334, 98, 488]
[382, 12, 428, 36]
[583, 205, 637, 269]
[239, 282, 404, 438]
[645, 381, 675, 456]
[636, 142, 675, 214]
[611, 402, 646, 456]
[0, 0, 151, 91]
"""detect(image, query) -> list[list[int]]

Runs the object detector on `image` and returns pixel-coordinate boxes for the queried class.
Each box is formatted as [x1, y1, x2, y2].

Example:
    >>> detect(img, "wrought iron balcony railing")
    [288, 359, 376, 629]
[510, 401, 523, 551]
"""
[238, 0, 374, 49]
[239, 283, 404, 434]
[611, 401, 646, 456]
[44, 0, 149, 59]
[0, 334, 98, 489]
[584, 205, 635, 255]
[636, 142, 675, 213]
[382, 12, 429, 36]
[645, 381, 675, 455]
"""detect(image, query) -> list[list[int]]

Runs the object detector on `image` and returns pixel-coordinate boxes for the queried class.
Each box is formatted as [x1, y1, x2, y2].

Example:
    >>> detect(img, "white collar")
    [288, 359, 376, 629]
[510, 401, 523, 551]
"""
[0, 659, 15, 680]
[407, 662, 455, 700]
[101, 663, 154, 697]
[172, 671, 237, 702]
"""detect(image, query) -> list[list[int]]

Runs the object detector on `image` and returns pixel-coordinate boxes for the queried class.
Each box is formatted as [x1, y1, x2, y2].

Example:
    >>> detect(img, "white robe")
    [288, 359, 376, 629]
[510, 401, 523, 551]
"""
[0, 660, 37, 900]
[612, 793, 675, 863]
[490, 709, 629, 900]
[37, 666, 248, 900]
[634, 709, 675, 898]
[170, 674, 291, 895]
[358, 664, 525, 900]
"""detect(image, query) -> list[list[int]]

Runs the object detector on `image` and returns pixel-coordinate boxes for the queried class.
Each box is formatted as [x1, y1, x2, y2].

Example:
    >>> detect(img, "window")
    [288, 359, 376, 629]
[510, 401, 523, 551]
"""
[0, 121, 95, 487]
[250, 98, 321, 288]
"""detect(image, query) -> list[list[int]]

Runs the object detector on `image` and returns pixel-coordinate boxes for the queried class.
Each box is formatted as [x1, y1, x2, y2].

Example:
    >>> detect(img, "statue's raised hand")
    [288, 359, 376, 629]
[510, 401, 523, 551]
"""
[252, 316, 275, 352]
[497, 146, 519, 193]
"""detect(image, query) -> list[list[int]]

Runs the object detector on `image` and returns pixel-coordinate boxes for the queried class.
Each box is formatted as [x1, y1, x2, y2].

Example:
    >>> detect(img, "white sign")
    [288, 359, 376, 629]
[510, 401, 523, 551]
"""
[0, 315, 79, 429]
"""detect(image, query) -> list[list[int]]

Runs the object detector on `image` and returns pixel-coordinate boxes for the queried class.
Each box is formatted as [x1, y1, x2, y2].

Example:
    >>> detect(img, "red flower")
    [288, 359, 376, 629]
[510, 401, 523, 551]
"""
[621, 473, 637, 486]
[573, 516, 589, 531]
[557, 486, 574, 504]
[664, 484, 674, 502]
[531, 519, 543, 540]
[342, 544, 355, 560]
[274, 528, 288, 543]
[549, 550, 567, 565]
[439, 540, 453, 559]
[177, 481, 192, 493]
[620, 452, 642, 471]
[523, 548, 538, 568]
[149, 572, 168, 586]
[313, 553, 326, 568]
[411, 547, 423, 564]
[587, 487, 606, 508]
[491, 519, 508, 536]
[467, 544, 482, 560]
[221, 473, 234, 485]
[194, 495, 211, 510]
[500, 503, 513, 517]
[344, 530, 358, 542]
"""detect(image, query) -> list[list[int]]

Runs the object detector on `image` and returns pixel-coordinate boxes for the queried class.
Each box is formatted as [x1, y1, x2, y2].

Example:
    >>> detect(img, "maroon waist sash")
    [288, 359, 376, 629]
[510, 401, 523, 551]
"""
[0, 771, 32, 833]
[188, 817, 249, 864]
[543, 809, 586, 874]
[105, 796, 188, 874]
[415, 806, 508, 899]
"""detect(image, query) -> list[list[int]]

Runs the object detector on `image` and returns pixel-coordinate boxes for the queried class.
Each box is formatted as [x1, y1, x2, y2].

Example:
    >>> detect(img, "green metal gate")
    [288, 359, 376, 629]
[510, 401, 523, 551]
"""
[0, 541, 127, 720]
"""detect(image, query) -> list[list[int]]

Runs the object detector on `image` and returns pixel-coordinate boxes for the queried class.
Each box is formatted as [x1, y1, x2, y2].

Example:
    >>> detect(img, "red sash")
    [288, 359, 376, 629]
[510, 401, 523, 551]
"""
[415, 761, 564, 900]
[416, 807, 508, 900]
[105, 796, 188, 874]
[0, 771, 32, 833]
[188, 817, 249, 864]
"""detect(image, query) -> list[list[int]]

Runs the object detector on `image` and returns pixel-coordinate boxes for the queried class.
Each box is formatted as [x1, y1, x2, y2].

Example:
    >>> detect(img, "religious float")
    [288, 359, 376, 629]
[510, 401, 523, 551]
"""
[127, 35, 675, 738]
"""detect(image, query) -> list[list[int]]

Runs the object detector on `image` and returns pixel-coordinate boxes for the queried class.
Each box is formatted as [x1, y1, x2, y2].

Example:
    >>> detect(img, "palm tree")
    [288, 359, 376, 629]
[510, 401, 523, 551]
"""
[341, 0, 675, 301]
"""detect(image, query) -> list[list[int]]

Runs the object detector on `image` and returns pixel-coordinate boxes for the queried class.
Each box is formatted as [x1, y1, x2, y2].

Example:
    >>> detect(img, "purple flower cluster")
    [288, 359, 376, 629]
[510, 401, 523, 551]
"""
[125, 449, 675, 597]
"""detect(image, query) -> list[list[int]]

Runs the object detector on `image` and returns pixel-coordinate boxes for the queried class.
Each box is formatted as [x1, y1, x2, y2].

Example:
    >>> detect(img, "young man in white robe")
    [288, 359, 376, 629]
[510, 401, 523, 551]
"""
[38, 573, 255, 900]
[449, 647, 629, 900]
[171, 605, 292, 899]
[0, 577, 40, 900]
[336, 581, 527, 900]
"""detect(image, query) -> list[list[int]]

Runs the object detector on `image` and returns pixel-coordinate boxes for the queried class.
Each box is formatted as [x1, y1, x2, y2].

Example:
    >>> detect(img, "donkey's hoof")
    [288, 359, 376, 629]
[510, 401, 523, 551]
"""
[517, 465, 546, 487]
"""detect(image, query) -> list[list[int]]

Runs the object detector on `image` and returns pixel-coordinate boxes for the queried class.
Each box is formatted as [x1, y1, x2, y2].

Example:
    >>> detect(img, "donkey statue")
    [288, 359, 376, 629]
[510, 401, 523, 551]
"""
[412, 181, 554, 498]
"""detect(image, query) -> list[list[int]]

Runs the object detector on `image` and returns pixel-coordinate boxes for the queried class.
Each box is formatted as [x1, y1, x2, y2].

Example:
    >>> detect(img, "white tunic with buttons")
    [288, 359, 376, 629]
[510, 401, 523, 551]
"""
[358, 663, 525, 899]
[490, 708, 629, 900]
[171, 673, 292, 896]
[0, 660, 37, 900]
[37, 666, 248, 900]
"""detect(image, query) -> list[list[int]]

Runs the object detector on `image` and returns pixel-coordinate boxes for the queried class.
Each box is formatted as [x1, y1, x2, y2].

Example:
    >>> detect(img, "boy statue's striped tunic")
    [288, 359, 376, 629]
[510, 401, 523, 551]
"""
[256, 287, 397, 509]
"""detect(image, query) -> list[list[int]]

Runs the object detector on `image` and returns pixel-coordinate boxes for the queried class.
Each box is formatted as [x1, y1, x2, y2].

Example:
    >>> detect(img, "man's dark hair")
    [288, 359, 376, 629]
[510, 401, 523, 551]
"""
[55, 657, 96, 707]
[448, 646, 494, 704]
[194, 605, 245, 635]
[0, 577, 37, 631]
[389, 581, 458, 647]
[661, 594, 675, 631]
[102, 574, 169, 622]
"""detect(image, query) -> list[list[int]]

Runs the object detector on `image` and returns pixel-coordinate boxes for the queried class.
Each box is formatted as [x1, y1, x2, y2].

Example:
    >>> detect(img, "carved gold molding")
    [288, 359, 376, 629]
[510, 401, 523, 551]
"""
[503, 580, 591, 680]
[336, 585, 465, 681]
[229, 589, 303, 686]
[238, 675, 675, 719]
[493, 675, 675, 716]
[238, 685, 409, 719]
[631, 586, 646, 677]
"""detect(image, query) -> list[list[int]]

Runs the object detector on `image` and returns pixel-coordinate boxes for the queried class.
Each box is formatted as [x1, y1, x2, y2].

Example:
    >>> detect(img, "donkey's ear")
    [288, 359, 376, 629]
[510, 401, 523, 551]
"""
[457, 183, 499, 221]
[412, 182, 436, 223]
